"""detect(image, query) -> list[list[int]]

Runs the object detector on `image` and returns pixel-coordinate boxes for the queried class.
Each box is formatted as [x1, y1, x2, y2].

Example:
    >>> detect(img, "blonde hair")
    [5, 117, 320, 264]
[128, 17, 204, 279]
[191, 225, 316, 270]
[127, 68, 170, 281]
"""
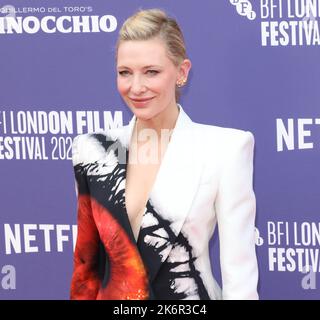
[116, 8, 187, 100]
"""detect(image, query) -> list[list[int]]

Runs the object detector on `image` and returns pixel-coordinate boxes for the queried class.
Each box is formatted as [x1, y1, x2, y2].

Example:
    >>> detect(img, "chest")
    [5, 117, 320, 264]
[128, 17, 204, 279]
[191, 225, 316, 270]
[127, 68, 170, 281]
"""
[124, 143, 167, 240]
[125, 162, 159, 212]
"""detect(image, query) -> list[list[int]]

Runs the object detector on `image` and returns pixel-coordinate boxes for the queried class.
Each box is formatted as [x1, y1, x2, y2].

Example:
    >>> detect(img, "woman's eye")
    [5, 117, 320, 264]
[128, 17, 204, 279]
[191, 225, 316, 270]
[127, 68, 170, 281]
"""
[146, 70, 159, 75]
[118, 70, 130, 77]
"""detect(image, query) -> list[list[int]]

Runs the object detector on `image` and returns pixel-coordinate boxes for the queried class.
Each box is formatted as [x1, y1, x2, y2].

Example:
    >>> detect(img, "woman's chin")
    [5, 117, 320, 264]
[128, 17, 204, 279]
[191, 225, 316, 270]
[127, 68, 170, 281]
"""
[134, 112, 154, 121]
[129, 107, 154, 120]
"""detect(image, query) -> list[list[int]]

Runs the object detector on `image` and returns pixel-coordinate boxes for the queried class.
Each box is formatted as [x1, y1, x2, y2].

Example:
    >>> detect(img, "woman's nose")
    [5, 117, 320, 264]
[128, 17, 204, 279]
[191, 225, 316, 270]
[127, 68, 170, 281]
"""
[130, 75, 147, 94]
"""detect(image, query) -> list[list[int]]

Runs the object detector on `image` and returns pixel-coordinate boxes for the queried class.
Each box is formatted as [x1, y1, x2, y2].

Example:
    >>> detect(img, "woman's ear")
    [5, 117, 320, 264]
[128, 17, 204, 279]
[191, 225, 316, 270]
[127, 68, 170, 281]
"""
[178, 59, 192, 83]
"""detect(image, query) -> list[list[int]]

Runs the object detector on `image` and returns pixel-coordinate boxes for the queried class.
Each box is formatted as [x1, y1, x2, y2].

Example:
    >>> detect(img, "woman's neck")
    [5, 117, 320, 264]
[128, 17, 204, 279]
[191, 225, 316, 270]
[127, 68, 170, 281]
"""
[135, 103, 179, 138]
[129, 103, 179, 164]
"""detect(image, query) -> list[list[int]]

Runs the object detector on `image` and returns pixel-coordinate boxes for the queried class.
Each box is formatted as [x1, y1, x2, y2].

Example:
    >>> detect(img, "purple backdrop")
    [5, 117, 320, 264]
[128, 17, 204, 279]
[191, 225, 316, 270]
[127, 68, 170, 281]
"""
[1, 0, 320, 299]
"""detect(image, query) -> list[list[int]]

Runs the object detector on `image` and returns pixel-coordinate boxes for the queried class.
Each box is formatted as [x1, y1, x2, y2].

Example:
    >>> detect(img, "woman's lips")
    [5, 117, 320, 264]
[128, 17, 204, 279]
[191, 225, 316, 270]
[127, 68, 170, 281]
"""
[129, 97, 155, 108]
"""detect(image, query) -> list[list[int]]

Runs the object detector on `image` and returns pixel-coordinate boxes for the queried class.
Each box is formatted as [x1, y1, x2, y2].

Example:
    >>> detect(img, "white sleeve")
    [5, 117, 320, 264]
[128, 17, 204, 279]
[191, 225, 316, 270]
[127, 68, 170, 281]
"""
[215, 131, 259, 300]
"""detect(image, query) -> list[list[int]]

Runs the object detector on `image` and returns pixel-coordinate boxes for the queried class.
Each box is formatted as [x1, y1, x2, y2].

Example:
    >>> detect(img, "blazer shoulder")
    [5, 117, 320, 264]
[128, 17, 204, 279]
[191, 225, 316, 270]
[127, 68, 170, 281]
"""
[72, 133, 93, 166]
[193, 122, 254, 146]
[71, 130, 119, 166]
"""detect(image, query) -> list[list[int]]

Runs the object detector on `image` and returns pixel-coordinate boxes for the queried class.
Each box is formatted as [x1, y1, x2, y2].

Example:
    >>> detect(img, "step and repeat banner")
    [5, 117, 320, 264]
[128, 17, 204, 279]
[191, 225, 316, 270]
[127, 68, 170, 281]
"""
[0, 0, 319, 299]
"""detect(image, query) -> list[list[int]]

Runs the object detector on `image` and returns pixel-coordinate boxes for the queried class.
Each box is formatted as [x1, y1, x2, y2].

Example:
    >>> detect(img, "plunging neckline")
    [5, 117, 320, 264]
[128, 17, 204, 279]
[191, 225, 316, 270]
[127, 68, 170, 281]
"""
[122, 116, 177, 243]
[123, 142, 164, 243]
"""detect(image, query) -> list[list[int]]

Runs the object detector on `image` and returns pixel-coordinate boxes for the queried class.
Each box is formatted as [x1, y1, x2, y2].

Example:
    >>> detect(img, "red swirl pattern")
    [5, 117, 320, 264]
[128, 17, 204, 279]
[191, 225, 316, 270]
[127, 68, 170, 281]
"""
[71, 195, 149, 300]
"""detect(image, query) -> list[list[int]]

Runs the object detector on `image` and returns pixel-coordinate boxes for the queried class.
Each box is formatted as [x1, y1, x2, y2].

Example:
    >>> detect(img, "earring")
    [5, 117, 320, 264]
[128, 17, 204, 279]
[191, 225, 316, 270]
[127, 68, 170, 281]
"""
[176, 78, 186, 88]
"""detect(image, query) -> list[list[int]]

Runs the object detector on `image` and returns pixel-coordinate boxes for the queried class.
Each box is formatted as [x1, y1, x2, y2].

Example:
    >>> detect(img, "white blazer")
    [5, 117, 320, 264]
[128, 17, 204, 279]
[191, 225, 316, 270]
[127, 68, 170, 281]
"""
[71, 104, 259, 300]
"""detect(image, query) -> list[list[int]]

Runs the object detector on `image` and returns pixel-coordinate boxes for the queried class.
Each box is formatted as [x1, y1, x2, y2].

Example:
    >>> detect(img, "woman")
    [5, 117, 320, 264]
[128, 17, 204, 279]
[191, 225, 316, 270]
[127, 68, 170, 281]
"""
[70, 8, 259, 300]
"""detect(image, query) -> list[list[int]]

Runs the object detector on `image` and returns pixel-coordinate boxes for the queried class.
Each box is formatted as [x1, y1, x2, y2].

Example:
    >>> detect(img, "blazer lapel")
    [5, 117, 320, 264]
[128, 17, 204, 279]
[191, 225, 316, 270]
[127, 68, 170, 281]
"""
[135, 105, 206, 282]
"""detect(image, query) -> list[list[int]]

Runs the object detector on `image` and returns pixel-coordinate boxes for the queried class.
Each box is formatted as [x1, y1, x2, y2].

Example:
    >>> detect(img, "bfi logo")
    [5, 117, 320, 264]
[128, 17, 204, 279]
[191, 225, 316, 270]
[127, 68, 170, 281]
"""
[230, 0, 257, 20]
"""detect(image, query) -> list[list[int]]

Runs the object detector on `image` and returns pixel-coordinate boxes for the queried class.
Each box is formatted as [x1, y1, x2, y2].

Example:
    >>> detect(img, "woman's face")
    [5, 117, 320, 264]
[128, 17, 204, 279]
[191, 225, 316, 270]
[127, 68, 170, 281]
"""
[117, 37, 189, 121]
